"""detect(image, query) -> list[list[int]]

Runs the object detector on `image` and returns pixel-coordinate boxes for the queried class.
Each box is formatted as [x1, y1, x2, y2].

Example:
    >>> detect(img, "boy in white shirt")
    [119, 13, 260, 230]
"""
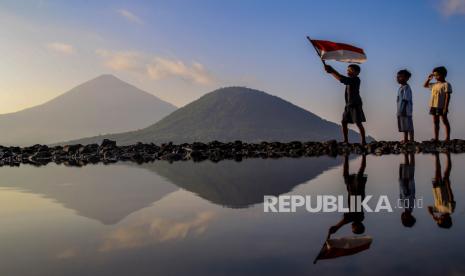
[396, 69, 414, 143]
[423, 66, 452, 142]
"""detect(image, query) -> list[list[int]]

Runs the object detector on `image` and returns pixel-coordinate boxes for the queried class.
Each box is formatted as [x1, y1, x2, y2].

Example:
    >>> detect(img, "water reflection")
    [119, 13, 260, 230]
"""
[0, 164, 178, 224]
[399, 152, 416, 228]
[428, 152, 455, 229]
[330, 154, 368, 235]
[100, 210, 217, 252]
[139, 157, 343, 208]
[0, 154, 465, 276]
[314, 154, 372, 263]
[0, 157, 342, 228]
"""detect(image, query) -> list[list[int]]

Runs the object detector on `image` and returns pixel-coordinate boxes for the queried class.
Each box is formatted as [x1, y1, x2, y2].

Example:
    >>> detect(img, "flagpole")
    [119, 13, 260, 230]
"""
[306, 36, 326, 67]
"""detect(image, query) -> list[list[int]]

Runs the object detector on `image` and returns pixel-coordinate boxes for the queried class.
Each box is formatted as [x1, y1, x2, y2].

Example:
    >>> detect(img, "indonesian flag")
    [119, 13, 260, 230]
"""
[308, 38, 367, 63]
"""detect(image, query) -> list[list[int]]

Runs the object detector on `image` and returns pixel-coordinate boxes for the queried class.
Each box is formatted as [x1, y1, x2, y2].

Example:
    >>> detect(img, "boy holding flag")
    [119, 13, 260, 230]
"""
[324, 64, 367, 145]
[308, 38, 367, 145]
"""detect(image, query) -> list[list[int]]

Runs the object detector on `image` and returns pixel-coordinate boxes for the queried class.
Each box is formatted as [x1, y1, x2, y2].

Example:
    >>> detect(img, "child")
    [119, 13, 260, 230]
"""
[396, 69, 414, 143]
[423, 66, 452, 142]
[325, 64, 367, 145]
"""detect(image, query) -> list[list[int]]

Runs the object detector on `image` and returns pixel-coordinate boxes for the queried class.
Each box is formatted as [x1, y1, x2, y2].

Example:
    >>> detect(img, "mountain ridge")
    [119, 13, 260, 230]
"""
[63, 86, 370, 145]
[0, 74, 177, 146]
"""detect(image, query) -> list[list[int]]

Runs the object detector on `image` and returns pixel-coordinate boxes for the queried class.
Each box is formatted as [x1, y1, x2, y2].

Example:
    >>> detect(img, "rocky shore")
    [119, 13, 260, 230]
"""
[1, 139, 465, 167]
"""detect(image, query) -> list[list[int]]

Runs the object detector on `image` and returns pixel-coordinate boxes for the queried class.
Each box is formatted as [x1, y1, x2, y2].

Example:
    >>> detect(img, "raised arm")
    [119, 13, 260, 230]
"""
[423, 73, 434, 88]
[328, 217, 349, 236]
[325, 65, 343, 81]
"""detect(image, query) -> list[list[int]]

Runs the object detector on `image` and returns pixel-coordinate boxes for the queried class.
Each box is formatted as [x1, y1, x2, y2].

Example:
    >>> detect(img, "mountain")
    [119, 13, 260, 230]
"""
[0, 74, 176, 146]
[66, 86, 368, 145]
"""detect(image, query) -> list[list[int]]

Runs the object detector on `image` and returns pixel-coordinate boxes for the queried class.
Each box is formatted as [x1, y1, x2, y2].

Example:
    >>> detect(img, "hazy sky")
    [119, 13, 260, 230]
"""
[0, 0, 464, 140]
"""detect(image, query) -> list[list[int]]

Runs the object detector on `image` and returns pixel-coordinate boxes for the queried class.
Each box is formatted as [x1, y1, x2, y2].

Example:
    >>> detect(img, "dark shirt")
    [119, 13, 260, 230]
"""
[344, 173, 368, 216]
[340, 76, 362, 106]
[344, 173, 367, 198]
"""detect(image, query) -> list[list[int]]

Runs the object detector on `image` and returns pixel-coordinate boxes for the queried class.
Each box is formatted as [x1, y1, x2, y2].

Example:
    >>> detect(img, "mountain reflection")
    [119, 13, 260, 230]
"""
[0, 164, 178, 225]
[0, 157, 342, 225]
[0, 155, 464, 276]
[138, 157, 343, 208]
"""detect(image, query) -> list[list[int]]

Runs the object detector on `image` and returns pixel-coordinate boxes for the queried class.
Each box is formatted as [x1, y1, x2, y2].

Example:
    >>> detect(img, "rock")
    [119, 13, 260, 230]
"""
[0, 139, 465, 167]
[191, 142, 208, 151]
[37, 145, 49, 152]
[79, 144, 99, 154]
[9, 147, 22, 154]
[100, 139, 117, 148]
[63, 144, 82, 154]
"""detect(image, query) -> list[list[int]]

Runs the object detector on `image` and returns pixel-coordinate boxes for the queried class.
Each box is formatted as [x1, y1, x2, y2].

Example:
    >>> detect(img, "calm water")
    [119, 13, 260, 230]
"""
[0, 154, 464, 276]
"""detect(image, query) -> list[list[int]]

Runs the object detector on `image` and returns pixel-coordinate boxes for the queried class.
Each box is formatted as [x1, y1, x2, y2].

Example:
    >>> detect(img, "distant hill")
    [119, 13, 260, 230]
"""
[65, 86, 369, 145]
[70, 87, 368, 145]
[0, 74, 176, 146]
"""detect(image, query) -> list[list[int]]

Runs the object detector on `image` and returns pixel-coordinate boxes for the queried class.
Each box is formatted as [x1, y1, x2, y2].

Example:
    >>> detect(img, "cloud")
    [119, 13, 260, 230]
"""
[46, 42, 75, 54]
[96, 49, 144, 72]
[117, 9, 143, 24]
[439, 0, 465, 16]
[56, 248, 78, 259]
[147, 57, 215, 85]
[99, 211, 216, 252]
[96, 49, 216, 85]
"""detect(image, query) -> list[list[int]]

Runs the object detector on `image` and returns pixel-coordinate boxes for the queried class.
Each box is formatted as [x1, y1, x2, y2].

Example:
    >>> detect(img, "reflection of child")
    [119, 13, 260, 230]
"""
[428, 153, 455, 229]
[329, 155, 367, 236]
[399, 153, 416, 227]
[423, 66, 452, 141]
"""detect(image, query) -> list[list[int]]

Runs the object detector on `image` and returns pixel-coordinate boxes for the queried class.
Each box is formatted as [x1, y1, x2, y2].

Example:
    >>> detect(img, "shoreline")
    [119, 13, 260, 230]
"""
[1, 139, 464, 167]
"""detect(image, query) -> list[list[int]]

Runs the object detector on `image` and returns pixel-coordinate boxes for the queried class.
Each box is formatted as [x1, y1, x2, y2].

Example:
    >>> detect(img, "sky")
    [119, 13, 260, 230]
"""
[0, 0, 464, 140]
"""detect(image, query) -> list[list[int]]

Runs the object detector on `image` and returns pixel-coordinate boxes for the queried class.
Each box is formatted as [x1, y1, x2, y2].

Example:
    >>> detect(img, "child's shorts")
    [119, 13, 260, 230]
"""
[430, 107, 447, 116]
[397, 116, 414, 132]
[342, 105, 366, 124]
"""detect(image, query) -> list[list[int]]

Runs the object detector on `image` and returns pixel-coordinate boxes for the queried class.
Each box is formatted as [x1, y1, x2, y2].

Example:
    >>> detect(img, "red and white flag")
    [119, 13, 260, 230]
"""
[308, 38, 367, 63]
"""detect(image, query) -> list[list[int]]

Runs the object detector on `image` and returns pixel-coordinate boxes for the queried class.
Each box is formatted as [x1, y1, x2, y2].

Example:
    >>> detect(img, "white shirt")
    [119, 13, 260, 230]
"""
[397, 84, 413, 116]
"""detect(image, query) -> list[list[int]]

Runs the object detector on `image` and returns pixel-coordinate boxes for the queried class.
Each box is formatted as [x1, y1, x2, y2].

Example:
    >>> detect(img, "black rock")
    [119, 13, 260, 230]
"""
[63, 144, 82, 154]
[101, 139, 117, 148]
